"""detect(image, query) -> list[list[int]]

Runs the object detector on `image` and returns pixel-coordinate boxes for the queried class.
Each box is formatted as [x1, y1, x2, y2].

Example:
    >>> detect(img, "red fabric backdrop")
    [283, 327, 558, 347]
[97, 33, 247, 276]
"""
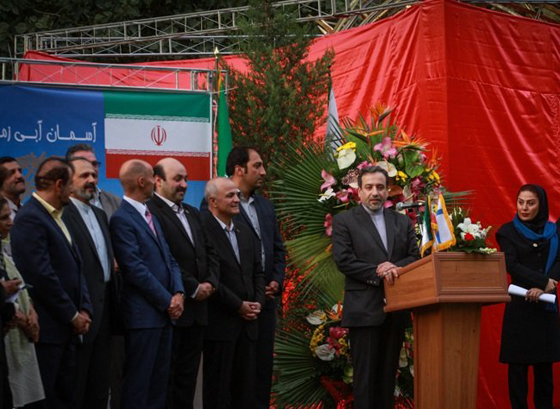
[23, 0, 560, 406]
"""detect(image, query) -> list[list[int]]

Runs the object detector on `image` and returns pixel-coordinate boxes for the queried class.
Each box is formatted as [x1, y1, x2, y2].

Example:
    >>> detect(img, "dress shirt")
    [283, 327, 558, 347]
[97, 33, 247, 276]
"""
[32, 192, 72, 245]
[6, 197, 20, 222]
[154, 193, 194, 244]
[214, 216, 240, 263]
[123, 195, 151, 224]
[362, 204, 387, 251]
[154, 193, 198, 298]
[90, 187, 103, 210]
[70, 197, 111, 282]
[239, 192, 265, 269]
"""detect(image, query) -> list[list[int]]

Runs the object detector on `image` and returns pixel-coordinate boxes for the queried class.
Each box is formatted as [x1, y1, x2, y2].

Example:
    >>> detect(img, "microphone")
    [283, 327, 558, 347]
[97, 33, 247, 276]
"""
[396, 201, 424, 211]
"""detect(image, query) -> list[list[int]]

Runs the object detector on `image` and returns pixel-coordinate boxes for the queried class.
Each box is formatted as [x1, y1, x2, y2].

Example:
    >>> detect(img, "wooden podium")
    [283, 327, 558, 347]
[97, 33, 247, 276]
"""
[384, 252, 510, 409]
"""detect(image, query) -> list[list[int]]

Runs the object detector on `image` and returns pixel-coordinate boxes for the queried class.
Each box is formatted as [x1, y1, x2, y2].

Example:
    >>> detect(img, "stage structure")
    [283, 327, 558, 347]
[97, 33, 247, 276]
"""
[0, 58, 223, 206]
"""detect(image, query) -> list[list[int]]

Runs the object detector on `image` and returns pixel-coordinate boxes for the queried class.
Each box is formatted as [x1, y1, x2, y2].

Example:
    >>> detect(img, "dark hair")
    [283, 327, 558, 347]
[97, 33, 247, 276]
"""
[358, 166, 389, 188]
[153, 164, 166, 181]
[225, 146, 260, 176]
[0, 195, 7, 211]
[65, 144, 94, 161]
[35, 157, 72, 191]
[518, 184, 540, 198]
[0, 165, 9, 189]
[0, 157, 17, 166]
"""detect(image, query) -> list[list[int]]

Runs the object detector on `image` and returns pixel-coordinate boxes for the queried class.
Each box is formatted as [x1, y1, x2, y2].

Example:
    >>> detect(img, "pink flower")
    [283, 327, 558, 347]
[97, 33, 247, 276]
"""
[336, 189, 349, 203]
[374, 137, 397, 159]
[357, 161, 373, 170]
[324, 213, 333, 237]
[320, 170, 336, 192]
[329, 326, 348, 339]
[348, 187, 360, 202]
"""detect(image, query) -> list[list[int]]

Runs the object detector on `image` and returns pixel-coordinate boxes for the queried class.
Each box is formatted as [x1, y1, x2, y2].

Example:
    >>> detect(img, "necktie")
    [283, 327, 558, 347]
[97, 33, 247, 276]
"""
[145, 209, 158, 236]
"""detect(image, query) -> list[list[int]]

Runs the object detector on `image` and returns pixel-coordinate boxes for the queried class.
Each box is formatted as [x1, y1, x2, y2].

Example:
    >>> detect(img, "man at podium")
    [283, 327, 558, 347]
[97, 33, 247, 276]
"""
[332, 166, 420, 409]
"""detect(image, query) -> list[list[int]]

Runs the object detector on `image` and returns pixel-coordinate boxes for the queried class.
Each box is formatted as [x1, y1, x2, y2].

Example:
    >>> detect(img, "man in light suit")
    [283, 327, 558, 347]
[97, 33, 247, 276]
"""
[110, 159, 184, 409]
[147, 158, 219, 409]
[202, 178, 265, 409]
[66, 144, 121, 218]
[62, 158, 115, 409]
[332, 166, 419, 409]
[11, 157, 92, 409]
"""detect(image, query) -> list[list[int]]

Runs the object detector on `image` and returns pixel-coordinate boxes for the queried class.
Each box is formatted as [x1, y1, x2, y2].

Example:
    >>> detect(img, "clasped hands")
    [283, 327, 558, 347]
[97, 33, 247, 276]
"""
[525, 278, 558, 303]
[376, 261, 400, 285]
[71, 310, 91, 335]
[168, 293, 185, 320]
[195, 282, 215, 302]
[239, 301, 261, 321]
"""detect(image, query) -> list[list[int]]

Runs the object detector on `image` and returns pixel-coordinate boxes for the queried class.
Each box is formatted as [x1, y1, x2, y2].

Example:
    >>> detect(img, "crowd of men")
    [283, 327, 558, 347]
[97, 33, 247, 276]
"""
[0, 142, 420, 409]
[0, 144, 286, 409]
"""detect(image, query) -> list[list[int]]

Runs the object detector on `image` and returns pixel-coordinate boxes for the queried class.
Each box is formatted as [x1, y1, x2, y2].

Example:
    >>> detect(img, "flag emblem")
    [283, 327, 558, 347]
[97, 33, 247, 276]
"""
[151, 125, 167, 146]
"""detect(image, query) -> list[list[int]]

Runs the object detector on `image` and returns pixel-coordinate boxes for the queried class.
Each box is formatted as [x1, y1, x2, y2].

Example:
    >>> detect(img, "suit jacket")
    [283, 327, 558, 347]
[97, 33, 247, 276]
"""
[147, 195, 219, 327]
[99, 190, 121, 220]
[11, 196, 92, 343]
[201, 194, 286, 298]
[332, 206, 419, 327]
[202, 215, 265, 342]
[109, 200, 184, 329]
[62, 201, 116, 342]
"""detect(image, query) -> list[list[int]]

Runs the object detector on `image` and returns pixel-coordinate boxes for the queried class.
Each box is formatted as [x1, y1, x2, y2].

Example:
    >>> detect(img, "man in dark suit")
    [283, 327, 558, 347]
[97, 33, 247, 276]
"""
[0, 157, 26, 221]
[224, 147, 286, 408]
[147, 158, 219, 409]
[66, 144, 121, 218]
[332, 166, 419, 409]
[202, 177, 265, 409]
[110, 159, 184, 409]
[11, 157, 92, 409]
[62, 158, 115, 409]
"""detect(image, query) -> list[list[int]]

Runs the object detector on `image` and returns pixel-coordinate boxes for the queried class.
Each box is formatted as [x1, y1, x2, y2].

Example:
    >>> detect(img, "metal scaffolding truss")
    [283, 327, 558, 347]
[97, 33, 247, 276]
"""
[0, 58, 227, 93]
[14, 0, 418, 58]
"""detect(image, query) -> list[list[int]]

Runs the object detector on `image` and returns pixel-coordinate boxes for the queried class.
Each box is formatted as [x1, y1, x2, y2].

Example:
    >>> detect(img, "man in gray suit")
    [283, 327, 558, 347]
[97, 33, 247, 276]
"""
[65, 144, 121, 219]
[332, 166, 419, 409]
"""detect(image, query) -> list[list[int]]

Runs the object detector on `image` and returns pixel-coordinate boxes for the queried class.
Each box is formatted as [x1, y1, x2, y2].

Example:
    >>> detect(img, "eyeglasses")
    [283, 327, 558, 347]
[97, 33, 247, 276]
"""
[91, 161, 102, 167]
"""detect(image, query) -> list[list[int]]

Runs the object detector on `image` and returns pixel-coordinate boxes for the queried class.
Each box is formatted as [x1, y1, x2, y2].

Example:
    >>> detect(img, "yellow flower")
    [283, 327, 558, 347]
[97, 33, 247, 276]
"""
[396, 171, 408, 182]
[428, 170, 440, 183]
[310, 324, 325, 355]
[336, 142, 356, 152]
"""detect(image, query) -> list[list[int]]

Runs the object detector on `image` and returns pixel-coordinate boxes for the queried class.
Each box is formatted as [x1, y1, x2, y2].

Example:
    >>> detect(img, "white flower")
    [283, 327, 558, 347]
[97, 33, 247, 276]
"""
[337, 149, 357, 170]
[331, 303, 343, 316]
[315, 344, 336, 361]
[376, 160, 398, 177]
[399, 348, 408, 368]
[318, 188, 335, 203]
[306, 310, 327, 326]
[457, 217, 481, 239]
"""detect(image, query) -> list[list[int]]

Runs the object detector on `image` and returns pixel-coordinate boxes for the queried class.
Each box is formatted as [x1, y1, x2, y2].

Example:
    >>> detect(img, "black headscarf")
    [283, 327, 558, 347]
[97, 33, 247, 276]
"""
[516, 184, 549, 234]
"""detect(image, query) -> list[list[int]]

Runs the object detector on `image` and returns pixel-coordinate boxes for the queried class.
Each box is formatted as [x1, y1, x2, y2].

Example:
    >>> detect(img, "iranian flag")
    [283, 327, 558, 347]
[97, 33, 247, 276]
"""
[104, 91, 212, 180]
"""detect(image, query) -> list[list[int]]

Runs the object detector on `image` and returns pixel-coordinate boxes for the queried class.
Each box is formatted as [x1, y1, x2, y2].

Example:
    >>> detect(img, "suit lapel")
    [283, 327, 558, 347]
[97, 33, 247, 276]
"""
[210, 216, 240, 266]
[153, 196, 194, 248]
[92, 206, 114, 264]
[182, 205, 199, 248]
[384, 209, 395, 260]
[123, 201, 162, 249]
[356, 206, 388, 256]
[66, 203, 101, 265]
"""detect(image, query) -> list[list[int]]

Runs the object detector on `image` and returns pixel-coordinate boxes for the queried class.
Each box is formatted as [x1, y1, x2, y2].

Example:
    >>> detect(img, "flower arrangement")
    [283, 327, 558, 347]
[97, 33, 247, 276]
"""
[271, 104, 495, 408]
[449, 208, 497, 254]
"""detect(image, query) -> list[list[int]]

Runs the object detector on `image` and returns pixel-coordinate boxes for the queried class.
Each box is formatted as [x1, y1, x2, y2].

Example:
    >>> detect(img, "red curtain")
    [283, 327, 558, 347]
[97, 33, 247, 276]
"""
[23, 1, 560, 406]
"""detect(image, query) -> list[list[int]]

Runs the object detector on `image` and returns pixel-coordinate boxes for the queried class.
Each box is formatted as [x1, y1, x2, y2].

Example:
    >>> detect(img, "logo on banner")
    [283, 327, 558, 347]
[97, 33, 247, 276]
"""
[151, 125, 167, 146]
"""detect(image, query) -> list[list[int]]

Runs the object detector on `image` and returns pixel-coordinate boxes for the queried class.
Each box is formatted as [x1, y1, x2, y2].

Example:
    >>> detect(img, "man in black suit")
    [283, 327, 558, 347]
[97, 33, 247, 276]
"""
[332, 166, 419, 409]
[0, 156, 26, 221]
[11, 157, 92, 409]
[202, 177, 265, 409]
[147, 158, 219, 409]
[224, 147, 286, 408]
[62, 158, 115, 409]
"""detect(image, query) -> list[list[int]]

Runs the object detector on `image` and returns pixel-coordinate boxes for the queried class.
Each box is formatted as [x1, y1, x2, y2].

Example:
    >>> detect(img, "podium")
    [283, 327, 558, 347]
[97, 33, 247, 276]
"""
[384, 252, 510, 409]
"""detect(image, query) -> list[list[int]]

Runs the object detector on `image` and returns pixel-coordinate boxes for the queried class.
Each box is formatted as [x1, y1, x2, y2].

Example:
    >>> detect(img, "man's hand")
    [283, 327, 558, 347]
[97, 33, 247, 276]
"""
[376, 262, 400, 285]
[24, 307, 40, 343]
[239, 301, 260, 321]
[1, 279, 22, 297]
[195, 282, 214, 302]
[526, 288, 544, 303]
[376, 262, 395, 276]
[544, 279, 557, 293]
[168, 293, 185, 320]
[71, 311, 92, 335]
[265, 281, 279, 300]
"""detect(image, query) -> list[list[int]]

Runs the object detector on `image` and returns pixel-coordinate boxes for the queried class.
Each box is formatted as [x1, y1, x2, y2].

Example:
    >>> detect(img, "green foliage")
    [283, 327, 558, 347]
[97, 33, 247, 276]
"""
[224, 0, 333, 180]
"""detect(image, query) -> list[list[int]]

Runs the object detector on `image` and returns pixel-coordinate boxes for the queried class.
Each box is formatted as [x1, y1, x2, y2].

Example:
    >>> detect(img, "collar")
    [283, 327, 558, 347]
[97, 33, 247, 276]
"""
[123, 195, 147, 216]
[70, 197, 91, 212]
[213, 215, 234, 232]
[33, 192, 63, 217]
[238, 191, 255, 205]
[362, 204, 384, 217]
[155, 192, 182, 212]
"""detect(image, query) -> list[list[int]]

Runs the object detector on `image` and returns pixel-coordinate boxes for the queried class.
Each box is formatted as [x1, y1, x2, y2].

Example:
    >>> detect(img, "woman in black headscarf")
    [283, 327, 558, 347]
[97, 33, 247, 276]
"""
[496, 184, 560, 409]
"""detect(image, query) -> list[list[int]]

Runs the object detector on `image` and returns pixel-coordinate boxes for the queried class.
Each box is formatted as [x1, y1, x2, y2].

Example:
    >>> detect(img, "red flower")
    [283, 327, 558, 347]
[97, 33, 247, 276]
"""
[464, 232, 475, 241]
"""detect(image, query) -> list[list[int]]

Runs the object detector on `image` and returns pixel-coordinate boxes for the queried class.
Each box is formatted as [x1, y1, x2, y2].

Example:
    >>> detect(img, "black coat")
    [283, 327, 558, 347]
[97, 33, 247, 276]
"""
[147, 195, 219, 327]
[202, 214, 265, 342]
[496, 222, 560, 363]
